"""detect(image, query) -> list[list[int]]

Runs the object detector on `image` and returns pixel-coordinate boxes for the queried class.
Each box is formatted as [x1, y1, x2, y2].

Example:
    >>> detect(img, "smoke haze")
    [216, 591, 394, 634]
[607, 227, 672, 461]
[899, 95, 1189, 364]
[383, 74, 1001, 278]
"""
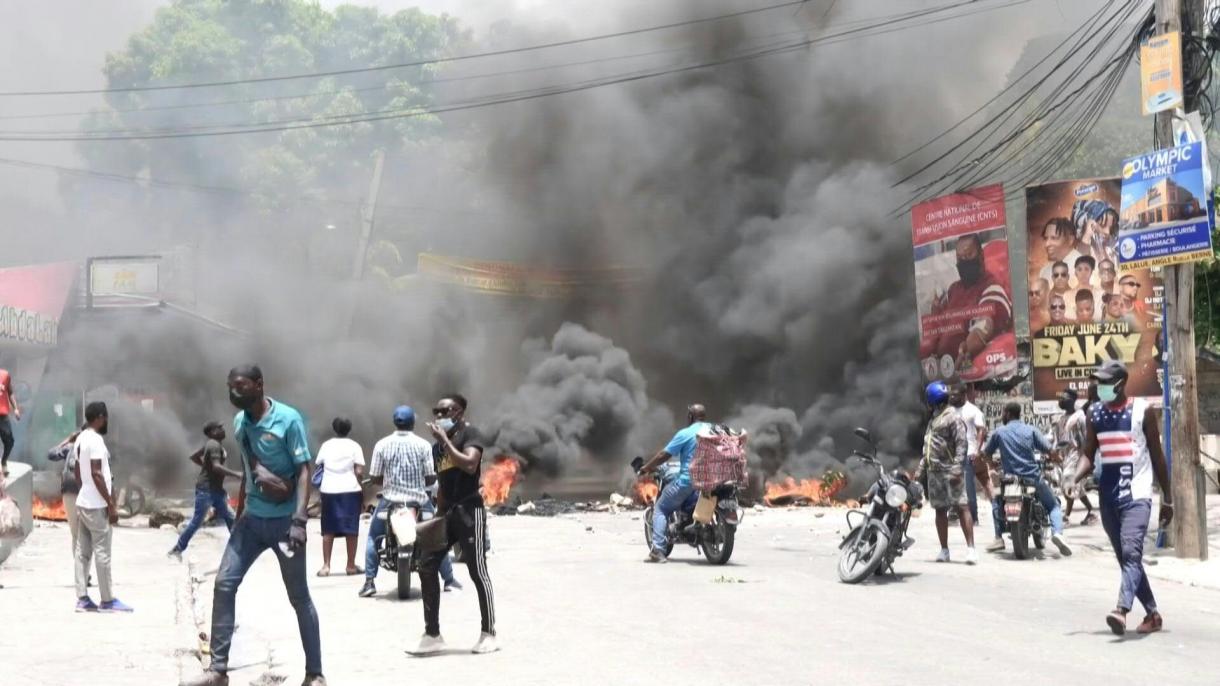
[0, 1, 1063, 489]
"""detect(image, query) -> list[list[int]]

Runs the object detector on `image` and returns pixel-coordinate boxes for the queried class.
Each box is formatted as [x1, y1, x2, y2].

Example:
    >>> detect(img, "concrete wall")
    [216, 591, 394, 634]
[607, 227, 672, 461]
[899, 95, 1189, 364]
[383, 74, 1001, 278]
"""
[0, 461, 34, 566]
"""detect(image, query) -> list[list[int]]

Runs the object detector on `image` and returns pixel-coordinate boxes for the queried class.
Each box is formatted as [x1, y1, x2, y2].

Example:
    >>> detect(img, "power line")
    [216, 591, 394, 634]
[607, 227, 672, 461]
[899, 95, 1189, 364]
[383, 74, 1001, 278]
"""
[0, 0, 814, 98]
[0, 0, 1030, 142]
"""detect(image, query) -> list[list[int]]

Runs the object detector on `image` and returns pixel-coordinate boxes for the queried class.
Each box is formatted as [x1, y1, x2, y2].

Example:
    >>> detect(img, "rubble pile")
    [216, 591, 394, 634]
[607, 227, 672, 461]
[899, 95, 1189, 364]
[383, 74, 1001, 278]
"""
[492, 491, 651, 517]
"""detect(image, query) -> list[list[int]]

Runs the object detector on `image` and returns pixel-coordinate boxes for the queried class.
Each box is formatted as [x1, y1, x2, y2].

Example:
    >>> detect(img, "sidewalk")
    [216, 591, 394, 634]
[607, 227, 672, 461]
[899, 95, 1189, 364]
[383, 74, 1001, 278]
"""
[0, 517, 197, 686]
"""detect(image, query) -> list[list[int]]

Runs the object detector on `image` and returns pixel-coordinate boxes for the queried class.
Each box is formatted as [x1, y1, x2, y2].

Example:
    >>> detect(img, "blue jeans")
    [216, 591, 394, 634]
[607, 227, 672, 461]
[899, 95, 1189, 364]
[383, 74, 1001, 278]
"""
[651, 481, 697, 553]
[365, 498, 454, 584]
[173, 486, 234, 553]
[992, 477, 1064, 537]
[209, 515, 321, 675]
[1101, 499, 1157, 613]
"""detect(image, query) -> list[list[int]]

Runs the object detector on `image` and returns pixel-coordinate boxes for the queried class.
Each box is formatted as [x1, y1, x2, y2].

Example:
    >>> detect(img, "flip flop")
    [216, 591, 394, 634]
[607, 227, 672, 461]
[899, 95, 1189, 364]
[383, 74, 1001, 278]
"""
[345, 567, 361, 576]
[316, 568, 330, 577]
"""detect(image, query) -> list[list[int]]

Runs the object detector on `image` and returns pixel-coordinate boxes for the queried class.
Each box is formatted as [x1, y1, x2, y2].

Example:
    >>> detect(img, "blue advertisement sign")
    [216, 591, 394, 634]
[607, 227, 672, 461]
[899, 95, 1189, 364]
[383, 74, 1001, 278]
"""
[1118, 141, 1214, 269]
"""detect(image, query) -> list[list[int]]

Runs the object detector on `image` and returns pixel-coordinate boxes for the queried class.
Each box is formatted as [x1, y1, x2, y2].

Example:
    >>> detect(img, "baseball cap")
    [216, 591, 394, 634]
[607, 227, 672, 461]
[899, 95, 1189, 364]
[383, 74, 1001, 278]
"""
[1091, 359, 1129, 384]
[392, 405, 415, 426]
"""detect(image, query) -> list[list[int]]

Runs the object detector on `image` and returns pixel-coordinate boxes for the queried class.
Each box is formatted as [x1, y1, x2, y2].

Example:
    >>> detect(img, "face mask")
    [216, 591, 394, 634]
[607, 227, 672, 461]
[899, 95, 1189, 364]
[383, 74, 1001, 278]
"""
[437, 418, 455, 432]
[1098, 383, 1119, 403]
[956, 256, 983, 283]
[229, 388, 258, 411]
[1058, 398, 1075, 412]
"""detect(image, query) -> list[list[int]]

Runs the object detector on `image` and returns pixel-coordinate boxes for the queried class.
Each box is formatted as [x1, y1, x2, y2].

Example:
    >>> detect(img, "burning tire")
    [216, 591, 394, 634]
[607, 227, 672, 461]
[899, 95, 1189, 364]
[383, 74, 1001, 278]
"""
[700, 516, 735, 565]
[837, 523, 889, 584]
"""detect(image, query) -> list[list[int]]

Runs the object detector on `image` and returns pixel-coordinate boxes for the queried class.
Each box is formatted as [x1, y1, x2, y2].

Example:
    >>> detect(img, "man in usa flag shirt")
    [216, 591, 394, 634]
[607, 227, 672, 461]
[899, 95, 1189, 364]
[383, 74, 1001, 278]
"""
[1067, 360, 1173, 636]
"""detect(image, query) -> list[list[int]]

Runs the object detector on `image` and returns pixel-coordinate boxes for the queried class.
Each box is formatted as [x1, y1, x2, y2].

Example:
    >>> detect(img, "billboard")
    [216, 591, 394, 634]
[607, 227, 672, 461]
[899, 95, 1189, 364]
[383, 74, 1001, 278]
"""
[1026, 178, 1164, 413]
[911, 184, 1017, 384]
[0, 261, 78, 348]
[1118, 142, 1214, 269]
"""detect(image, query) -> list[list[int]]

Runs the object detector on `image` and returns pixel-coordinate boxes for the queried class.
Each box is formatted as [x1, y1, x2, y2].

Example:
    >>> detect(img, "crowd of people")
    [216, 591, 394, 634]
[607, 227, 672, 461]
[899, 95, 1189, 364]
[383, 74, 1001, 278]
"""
[34, 364, 499, 686]
[921, 358, 1172, 636]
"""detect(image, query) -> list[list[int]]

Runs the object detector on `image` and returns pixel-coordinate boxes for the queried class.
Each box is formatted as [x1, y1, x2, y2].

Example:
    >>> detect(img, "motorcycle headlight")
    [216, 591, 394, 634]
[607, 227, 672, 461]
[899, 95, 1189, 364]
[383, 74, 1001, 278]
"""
[885, 483, 908, 508]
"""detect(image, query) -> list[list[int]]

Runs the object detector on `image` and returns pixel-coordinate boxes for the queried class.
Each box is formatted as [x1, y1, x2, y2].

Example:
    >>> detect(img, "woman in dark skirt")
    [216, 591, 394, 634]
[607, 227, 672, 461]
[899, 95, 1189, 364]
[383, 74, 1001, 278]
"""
[315, 417, 366, 576]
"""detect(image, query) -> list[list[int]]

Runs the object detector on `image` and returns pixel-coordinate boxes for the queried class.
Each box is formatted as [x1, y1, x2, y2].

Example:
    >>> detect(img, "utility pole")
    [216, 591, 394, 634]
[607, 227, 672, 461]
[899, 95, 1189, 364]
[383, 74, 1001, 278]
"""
[1153, 0, 1209, 559]
[352, 149, 386, 281]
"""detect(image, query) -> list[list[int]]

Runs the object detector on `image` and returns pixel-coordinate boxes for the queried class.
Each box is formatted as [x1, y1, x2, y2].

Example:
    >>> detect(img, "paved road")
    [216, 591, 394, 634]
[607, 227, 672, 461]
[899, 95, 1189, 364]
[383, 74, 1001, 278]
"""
[5, 503, 1220, 685]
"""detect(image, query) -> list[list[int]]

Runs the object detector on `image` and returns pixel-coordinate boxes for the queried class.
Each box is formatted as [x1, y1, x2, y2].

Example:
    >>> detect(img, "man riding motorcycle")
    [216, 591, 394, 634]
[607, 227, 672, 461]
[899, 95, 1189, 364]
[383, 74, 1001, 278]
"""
[981, 401, 1073, 557]
[636, 404, 711, 564]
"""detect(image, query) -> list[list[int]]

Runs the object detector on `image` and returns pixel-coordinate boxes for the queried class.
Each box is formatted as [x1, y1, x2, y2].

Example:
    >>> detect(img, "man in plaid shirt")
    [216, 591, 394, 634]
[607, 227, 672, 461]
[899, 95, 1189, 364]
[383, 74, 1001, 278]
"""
[359, 406, 459, 598]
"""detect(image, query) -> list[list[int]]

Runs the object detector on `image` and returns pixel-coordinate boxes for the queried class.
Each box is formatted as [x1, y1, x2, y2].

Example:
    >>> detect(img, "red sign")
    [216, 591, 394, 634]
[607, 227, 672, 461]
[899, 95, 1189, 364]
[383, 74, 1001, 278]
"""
[911, 184, 1016, 383]
[0, 262, 78, 347]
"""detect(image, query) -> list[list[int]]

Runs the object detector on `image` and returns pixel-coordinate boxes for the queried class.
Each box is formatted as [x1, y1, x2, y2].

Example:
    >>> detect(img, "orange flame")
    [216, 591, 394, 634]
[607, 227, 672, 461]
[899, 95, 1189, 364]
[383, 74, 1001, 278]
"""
[763, 476, 848, 507]
[481, 456, 522, 506]
[633, 479, 659, 505]
[33, 496, 68, 521]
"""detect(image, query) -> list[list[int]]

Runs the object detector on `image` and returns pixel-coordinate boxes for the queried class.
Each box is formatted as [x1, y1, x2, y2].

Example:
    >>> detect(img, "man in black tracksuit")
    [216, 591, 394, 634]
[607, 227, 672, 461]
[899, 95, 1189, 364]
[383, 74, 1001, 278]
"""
[409, 393, 497, 656]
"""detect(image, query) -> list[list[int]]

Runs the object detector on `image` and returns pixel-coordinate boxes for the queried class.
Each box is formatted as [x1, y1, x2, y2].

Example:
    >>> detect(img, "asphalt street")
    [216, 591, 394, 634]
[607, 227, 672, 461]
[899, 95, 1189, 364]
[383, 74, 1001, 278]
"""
[4, 502, 1219, 685]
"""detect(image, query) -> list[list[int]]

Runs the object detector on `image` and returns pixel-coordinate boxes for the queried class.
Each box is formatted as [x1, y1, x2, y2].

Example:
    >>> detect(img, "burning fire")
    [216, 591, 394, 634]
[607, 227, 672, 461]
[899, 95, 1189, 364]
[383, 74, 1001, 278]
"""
[763, 474, 848, 507]
[33, 496, 68, 522]
[481, 456, 522, 506]
[633, 478, 659, 505]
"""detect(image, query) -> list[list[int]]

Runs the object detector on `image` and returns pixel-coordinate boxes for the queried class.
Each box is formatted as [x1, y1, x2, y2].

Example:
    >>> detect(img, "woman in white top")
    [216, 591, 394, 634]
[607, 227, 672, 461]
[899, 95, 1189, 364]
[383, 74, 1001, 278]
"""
[315, 417, 366, 576]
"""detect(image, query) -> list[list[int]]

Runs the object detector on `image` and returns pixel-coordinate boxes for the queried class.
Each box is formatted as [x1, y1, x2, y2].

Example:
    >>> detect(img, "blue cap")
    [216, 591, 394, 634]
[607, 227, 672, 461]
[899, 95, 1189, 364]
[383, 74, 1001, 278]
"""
[392, 405, 415, 426]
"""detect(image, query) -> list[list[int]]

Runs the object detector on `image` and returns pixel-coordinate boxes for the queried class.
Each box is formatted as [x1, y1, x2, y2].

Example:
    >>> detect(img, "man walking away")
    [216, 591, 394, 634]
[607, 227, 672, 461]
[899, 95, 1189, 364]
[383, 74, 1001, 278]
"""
[360, 405, 456, 598]
[1068, 360, 1172, 636]
[169, 422, 241, 561]
[410, 394, 497, 656]
[0, 367, 20, 475]
[950, 387, 989, 526]
[981, 403, 1072, 557]
[636, 404, 712, 563]
[919, 382, 977, 564]
[1056, 390, 1096, 526]
[182, 365, 325, 686]
[73, 402, 133, 613]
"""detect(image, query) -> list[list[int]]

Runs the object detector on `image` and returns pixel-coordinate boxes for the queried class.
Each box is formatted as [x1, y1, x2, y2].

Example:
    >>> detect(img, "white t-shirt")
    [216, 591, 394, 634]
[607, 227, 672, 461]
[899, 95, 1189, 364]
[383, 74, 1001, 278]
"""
[315, 437, 365, 494]
[957, 401, 986, 457]
[75, 428, 112, 509]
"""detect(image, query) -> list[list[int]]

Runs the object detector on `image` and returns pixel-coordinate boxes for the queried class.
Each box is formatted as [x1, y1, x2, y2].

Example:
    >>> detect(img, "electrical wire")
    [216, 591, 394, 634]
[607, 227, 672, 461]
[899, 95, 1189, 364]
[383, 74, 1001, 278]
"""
[0, 0, 1031, 142]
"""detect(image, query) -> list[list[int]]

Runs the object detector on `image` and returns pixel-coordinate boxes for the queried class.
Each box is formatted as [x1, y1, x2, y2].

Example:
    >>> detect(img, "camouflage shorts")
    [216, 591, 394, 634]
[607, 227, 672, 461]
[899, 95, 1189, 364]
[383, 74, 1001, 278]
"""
[928, 467, 967, 509]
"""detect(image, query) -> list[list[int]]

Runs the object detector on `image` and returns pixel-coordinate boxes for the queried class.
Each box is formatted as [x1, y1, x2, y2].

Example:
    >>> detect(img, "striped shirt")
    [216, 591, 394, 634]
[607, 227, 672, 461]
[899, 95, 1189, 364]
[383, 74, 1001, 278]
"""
[1089, 398, 1152, 506]
[369, 430, 435, 504]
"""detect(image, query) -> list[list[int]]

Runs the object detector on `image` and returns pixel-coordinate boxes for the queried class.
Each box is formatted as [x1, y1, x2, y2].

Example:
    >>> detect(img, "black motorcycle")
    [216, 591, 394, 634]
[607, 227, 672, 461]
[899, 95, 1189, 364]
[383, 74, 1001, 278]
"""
[631, 457, 741, 565]
[371, 499, 423, 599]
[837, 428, 924, 584]
[999, 457, 1057, 560]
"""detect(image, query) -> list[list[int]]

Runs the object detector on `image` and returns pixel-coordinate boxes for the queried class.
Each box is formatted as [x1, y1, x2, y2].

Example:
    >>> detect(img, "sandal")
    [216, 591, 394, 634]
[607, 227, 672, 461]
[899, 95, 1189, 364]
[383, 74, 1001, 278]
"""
[316, 567, 330, 577]
[345, 567, 361, 576]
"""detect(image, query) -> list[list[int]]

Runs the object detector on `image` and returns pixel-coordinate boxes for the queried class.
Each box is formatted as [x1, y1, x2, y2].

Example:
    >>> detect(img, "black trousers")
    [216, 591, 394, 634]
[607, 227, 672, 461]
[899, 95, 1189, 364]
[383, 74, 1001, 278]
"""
[0, 415, 13, 462]
[420, 504, 495, 637]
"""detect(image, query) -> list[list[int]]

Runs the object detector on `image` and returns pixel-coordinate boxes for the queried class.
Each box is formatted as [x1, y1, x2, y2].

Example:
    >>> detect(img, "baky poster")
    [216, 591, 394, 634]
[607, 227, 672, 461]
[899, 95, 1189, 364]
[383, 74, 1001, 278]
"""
[1118, 141, 1213, 269]
[1026, 178, 1164, 413]
[911, 183, 1017, 384]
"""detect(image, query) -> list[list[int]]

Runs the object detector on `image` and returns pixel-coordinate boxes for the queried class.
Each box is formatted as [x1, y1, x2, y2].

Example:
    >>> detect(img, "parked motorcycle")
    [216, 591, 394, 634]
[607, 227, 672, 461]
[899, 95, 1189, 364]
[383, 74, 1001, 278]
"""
[371, 498, 423, 599]
[837, 428, 924, 584]
[999, 456, 1058, 560]
[631, 457, 741, 565]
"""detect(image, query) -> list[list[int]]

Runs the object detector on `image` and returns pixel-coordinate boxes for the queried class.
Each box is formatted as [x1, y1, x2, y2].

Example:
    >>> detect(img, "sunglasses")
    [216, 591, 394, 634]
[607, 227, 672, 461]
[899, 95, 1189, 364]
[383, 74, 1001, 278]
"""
[1121, 281, 1139, 288]
[432, 407, 453, 417]
[1053, 272, 1069, 279]
[1050, 304, 1066, 310]
[1028, 290, 1042, 297]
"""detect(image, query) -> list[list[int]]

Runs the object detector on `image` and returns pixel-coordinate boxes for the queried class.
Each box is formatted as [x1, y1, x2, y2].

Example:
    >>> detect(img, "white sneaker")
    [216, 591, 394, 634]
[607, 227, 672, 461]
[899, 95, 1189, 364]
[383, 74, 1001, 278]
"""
[965, 547, 979, 565]
[471, 632, 500, 654]
[1052, 532, 1073, 557]
[935, 548, 951, 563]
[408, 634, 446, 656]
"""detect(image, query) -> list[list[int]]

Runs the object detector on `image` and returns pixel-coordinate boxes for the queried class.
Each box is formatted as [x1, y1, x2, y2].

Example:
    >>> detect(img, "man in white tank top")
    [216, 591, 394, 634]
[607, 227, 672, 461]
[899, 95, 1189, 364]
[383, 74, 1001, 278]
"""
[1068, 360, 1173, 636]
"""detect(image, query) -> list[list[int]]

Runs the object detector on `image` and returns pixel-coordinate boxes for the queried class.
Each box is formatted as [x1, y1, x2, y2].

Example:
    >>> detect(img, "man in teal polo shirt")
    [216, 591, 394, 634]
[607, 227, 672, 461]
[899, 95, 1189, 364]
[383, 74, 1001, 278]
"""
[636, 404, 712, 563]
[182, 365, 325, 686]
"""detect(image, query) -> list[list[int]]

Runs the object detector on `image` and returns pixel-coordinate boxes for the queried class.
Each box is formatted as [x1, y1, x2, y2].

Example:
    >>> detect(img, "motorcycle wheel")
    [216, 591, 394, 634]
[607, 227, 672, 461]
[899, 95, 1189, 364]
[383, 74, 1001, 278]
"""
[1012, 504, 1032, 560]
[642, 506, 674, 557]
[397, 548, 413, 600]
[837, 524, 890, 584]
[1032, 504, 1047, 551]
[701, 517, 735, 565]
